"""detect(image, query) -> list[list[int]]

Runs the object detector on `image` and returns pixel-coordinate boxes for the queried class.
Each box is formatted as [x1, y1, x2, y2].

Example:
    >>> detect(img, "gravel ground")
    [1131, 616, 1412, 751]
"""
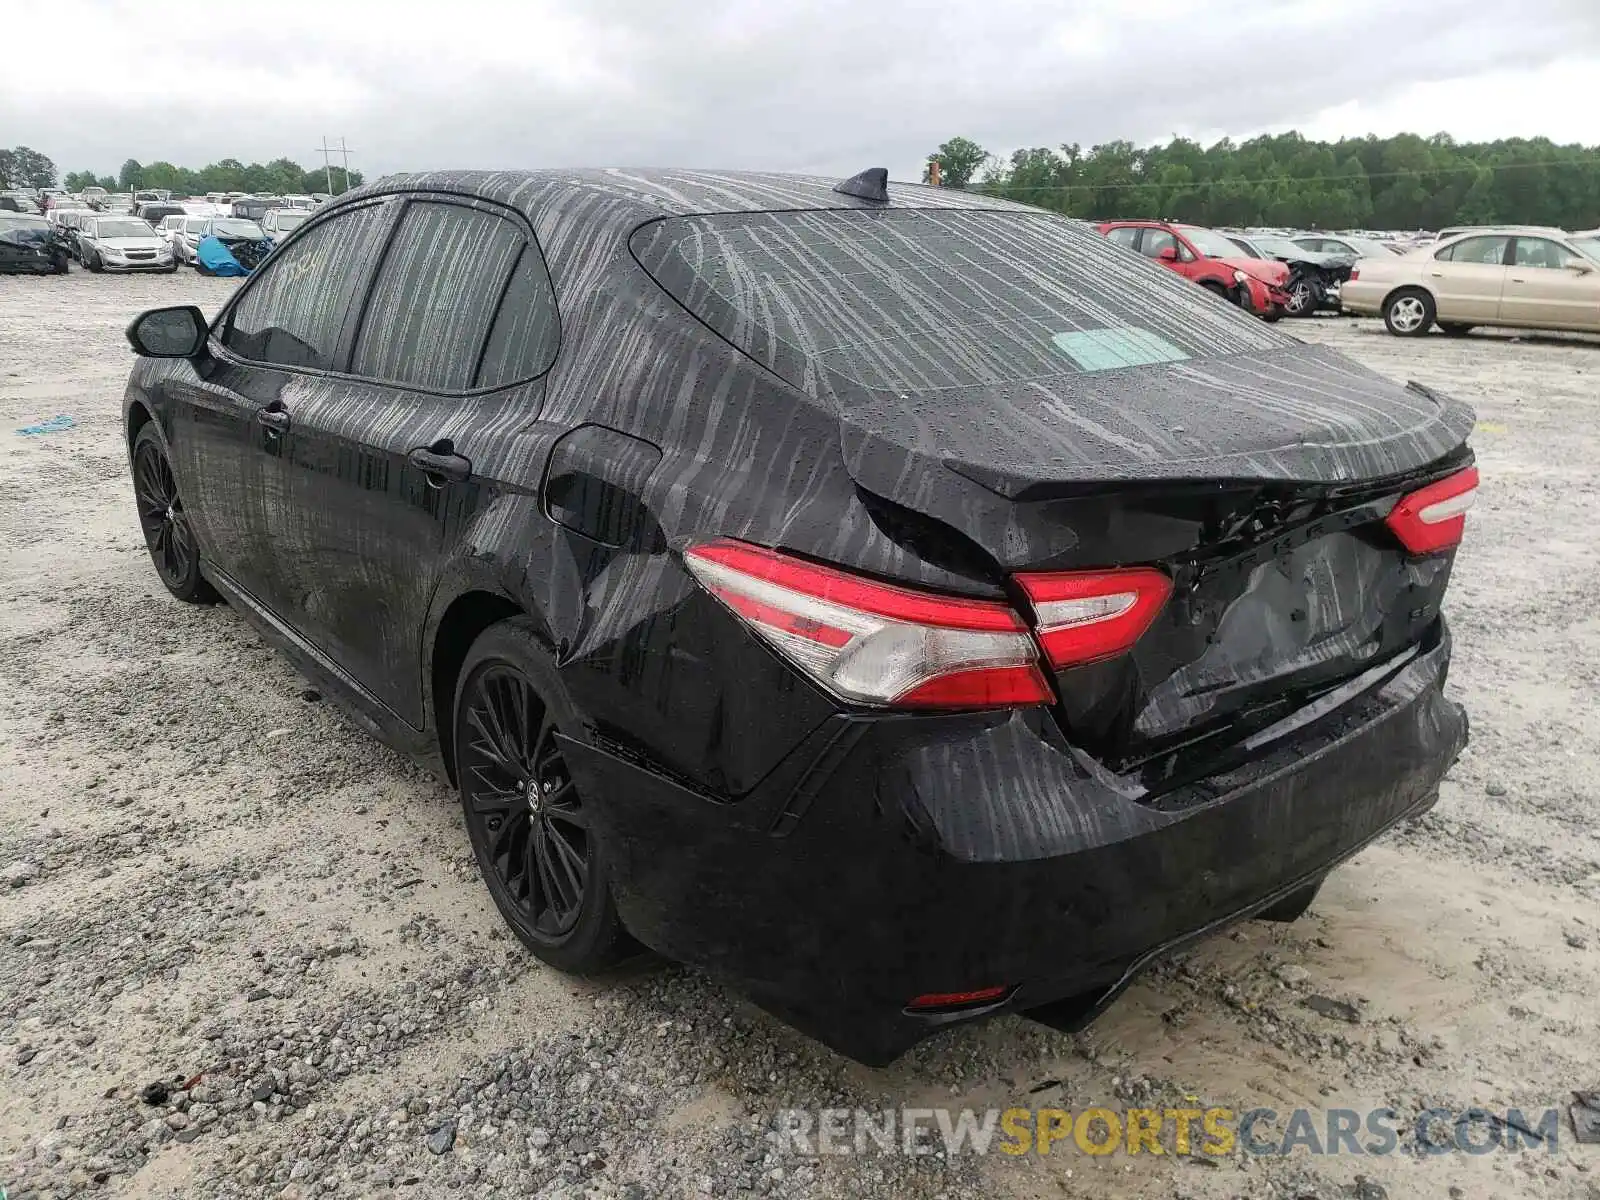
[2, 270, 1597, 1200]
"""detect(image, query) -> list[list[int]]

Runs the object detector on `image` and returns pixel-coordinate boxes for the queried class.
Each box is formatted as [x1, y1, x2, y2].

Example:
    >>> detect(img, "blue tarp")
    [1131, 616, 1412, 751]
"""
[196, 236, 247, 276]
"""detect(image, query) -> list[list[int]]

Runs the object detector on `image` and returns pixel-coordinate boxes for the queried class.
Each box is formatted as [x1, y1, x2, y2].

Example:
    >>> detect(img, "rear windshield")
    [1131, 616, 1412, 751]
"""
[632, 210, 1288, 398]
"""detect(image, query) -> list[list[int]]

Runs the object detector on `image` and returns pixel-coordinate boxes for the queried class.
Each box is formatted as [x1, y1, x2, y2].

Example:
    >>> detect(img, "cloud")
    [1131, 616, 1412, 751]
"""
[5, 0, 1598, 182]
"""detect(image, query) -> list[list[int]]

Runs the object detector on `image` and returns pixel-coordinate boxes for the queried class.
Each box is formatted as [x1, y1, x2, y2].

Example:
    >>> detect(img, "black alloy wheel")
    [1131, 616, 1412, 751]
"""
[132, 425, 217, 603]
[455, 632, 627, 973]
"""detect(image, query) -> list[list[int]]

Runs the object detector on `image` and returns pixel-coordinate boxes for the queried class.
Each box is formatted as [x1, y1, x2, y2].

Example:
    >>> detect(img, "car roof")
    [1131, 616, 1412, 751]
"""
[1438, 224, 1567, 236]
[332, 169, 1037, 236]
[1434, 227, 1572, 242]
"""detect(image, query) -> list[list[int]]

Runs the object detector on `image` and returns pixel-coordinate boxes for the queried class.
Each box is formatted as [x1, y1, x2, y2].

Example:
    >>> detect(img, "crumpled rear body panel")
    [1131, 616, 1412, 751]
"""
[1130, 528, 1451, 745]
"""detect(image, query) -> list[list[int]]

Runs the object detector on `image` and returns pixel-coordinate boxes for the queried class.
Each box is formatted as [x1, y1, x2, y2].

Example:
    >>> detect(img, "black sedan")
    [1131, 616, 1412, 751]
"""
[0, 213, 70, 274]
[121, 169, 1474, 1064]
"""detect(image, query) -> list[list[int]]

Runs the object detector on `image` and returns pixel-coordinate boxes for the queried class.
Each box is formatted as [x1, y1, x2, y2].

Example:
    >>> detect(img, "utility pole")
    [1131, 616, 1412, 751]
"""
[317, 137, 334, 195]
[337, 137, 354, 193]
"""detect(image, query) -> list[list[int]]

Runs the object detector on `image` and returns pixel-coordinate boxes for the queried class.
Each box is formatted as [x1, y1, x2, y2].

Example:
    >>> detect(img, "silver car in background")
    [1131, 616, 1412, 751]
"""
[155, 213, 187, 248]
[172, 215, 209, 264]
[260, 208, 310, 242]
[76, 215, 176, 273]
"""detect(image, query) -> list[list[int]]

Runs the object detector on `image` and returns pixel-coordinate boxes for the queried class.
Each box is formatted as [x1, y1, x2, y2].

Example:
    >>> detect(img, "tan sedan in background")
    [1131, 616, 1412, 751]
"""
[1341, 229, 1600, 336]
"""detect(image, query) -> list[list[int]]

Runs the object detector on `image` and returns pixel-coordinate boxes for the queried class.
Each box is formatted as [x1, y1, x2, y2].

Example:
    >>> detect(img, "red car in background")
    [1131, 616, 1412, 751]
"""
[1097, 221, 1291, 321]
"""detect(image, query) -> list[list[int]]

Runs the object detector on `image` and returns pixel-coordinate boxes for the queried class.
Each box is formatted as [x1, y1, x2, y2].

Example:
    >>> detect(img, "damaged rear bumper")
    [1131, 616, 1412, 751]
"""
[560, 622, 1467, 1065]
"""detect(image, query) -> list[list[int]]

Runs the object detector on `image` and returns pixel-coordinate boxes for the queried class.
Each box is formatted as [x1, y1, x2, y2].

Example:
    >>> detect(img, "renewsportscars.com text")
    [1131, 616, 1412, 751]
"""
[774, 1106, 1563, 1158]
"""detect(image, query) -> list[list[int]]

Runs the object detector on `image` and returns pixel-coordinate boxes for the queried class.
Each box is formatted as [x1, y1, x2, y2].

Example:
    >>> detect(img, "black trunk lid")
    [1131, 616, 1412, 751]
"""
[631, 205, 1475, 769]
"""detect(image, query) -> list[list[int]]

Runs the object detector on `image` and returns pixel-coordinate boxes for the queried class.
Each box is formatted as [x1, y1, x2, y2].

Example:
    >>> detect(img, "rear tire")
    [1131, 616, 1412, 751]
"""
[1383, 288, 1435, 337]
[131, 424, 218, 604]
[454, 618, 630, 975]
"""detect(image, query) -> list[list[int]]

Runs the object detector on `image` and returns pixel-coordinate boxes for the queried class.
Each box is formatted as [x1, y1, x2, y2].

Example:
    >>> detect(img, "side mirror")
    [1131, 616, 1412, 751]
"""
[126, 305, 207, 358]
[1157, 247, 1180, 262]
[1567, 260, 1594, 274]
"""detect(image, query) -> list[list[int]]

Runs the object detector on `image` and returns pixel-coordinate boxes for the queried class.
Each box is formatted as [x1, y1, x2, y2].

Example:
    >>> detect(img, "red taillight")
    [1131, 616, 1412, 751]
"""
[683, 539, 1053, 711]
[906, 986, 1011, 1013]
[1384, 466, 1478, 555]
[1349, 267, 1360, 281]
[1015, 568, 1173, 669]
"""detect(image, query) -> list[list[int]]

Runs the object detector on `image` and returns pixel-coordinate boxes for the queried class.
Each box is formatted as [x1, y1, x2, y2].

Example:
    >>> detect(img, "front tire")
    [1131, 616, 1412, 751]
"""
[454, 619, 628, 974]
[131, 424, 217, 603]
[1260, 303, 1286, 324]
[1284, 278, 1321, 317]
[85, 250, 103, 273]
[1383, 288, 1435, 337]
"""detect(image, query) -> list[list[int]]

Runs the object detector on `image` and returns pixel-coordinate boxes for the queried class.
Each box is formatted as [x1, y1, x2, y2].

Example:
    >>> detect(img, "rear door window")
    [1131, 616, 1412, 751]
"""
[632, 209, 1289, 394]
[221, 203, 392, 371]
[1437, 236, 1510, 265]
[349, 200, 524, 391]
[1105, 226, 1140, 249]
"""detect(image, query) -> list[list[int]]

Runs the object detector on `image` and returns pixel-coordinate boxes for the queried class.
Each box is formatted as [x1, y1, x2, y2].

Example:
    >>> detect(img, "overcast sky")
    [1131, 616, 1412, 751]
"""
[7, 0, 1600, 182]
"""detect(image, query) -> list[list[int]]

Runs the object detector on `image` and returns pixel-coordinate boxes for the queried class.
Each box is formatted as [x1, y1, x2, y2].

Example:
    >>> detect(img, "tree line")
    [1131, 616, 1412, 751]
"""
[14, 132, 1600, 229]
[68, 158, 365, 198]
[925, 132, 1600, 231]
[1, 146, 362, 197]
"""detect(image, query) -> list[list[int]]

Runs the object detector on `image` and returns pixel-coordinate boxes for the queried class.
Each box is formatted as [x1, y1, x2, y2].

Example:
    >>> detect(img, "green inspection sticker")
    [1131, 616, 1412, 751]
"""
[1050, 328, 1191, 371]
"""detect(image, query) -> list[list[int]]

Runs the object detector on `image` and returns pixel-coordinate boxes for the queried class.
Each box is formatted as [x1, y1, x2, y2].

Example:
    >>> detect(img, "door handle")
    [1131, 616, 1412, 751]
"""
[1510, 277, 1526, 283]
[255, 403, 290, 433]
[408, 439, 471, 485]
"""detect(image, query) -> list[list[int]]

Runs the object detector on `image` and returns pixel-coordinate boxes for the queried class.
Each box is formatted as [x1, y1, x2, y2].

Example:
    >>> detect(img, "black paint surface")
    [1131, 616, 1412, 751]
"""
[123, 169, 1473, 1062]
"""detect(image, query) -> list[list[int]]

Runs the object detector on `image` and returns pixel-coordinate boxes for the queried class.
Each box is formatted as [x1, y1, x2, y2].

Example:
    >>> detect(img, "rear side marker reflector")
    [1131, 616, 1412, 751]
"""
[906, 986, 1011, 1013]
[1015, 568, 1173, 669]
[1385, 466, 1478, 555]
[683, 539, 1053, 711]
